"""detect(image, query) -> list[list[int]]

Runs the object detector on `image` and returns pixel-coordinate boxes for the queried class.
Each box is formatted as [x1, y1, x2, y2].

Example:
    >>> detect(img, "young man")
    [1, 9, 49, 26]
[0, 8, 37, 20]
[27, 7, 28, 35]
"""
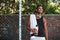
[27, 5, 48, 40]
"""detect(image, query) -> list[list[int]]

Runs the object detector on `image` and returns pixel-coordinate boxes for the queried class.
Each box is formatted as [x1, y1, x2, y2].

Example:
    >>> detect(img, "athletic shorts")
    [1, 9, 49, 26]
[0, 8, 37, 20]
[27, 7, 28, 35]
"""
[30, 36, 45, 40]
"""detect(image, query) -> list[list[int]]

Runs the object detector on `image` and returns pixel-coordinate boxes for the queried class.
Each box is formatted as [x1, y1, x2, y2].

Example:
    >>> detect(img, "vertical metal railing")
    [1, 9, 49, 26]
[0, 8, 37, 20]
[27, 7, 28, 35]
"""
[19, 0, 22, 40]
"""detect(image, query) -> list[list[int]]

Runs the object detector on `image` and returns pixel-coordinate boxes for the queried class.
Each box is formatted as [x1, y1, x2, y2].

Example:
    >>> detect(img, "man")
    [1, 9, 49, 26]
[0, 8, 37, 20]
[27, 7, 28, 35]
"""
[27, 5, 48, 40]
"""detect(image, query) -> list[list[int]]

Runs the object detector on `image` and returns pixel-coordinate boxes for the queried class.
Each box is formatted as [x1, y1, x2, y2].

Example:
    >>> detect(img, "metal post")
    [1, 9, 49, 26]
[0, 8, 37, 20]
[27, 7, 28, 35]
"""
[19, 0, 22, 40]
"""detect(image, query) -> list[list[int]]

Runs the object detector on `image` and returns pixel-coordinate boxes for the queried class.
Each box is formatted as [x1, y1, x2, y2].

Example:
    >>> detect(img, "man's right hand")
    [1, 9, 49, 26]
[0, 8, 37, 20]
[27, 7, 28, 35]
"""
[31, 28, 38, 34]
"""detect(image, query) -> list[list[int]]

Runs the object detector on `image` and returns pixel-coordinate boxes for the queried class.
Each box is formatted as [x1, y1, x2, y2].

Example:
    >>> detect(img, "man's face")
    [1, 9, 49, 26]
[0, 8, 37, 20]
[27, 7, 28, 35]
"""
[37, 6, 43, 14]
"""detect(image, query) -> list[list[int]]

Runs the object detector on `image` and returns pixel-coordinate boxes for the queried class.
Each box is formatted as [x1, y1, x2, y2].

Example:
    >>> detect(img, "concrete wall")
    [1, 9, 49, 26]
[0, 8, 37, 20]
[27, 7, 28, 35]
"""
[22, 14, 60, 40]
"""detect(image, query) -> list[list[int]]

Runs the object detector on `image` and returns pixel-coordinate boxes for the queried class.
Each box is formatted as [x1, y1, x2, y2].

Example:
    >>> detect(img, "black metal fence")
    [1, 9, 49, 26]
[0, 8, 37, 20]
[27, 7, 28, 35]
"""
[22, 14, 60, 40]
[0, 14, 19, 40]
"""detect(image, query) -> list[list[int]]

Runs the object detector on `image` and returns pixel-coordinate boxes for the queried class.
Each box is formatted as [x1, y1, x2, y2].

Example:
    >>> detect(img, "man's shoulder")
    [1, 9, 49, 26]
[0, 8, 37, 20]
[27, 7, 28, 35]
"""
[30, 14, 36, 17]
[30, 14, 35, 15]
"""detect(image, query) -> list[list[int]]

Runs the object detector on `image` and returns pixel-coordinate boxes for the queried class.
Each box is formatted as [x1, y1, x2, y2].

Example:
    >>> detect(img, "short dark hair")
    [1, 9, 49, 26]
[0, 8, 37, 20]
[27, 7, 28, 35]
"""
[36, 4, 42, 9]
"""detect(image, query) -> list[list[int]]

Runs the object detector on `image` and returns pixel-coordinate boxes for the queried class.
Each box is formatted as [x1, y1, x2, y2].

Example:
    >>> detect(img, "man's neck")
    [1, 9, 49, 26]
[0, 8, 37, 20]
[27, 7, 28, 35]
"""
[37, 13, 42, 16]
[36, 13, 42, 19]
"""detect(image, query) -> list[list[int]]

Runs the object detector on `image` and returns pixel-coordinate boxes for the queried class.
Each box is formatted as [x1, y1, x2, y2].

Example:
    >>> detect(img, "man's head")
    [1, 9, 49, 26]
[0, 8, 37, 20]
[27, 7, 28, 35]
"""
[36, 5, 43, 14]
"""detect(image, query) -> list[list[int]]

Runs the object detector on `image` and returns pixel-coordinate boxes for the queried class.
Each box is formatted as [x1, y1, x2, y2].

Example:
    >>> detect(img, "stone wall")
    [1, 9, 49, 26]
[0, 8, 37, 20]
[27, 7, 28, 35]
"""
[0, 14, 19, 40]
[22, 14, 60, 40]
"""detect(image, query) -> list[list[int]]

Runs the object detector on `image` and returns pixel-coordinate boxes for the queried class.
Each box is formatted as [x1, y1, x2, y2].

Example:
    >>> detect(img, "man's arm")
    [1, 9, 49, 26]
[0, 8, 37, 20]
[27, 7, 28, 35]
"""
[26, 17, 38, 33]
[43, 18, 48, 40]
[26, 17, 31, 32]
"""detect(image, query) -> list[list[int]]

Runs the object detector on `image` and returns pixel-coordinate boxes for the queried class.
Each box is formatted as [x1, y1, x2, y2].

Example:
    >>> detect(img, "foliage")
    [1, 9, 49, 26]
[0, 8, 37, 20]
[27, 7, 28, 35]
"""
[22, 0, 60, 14]
[45, 2, 57, 14]
[0, 0, 19, 15]
[22, 0, 45, 14]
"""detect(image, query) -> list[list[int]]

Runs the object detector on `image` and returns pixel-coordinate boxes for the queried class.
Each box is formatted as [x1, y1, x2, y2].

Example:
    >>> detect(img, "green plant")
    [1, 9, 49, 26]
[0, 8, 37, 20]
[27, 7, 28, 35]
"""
[0, 0, 19, 15]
